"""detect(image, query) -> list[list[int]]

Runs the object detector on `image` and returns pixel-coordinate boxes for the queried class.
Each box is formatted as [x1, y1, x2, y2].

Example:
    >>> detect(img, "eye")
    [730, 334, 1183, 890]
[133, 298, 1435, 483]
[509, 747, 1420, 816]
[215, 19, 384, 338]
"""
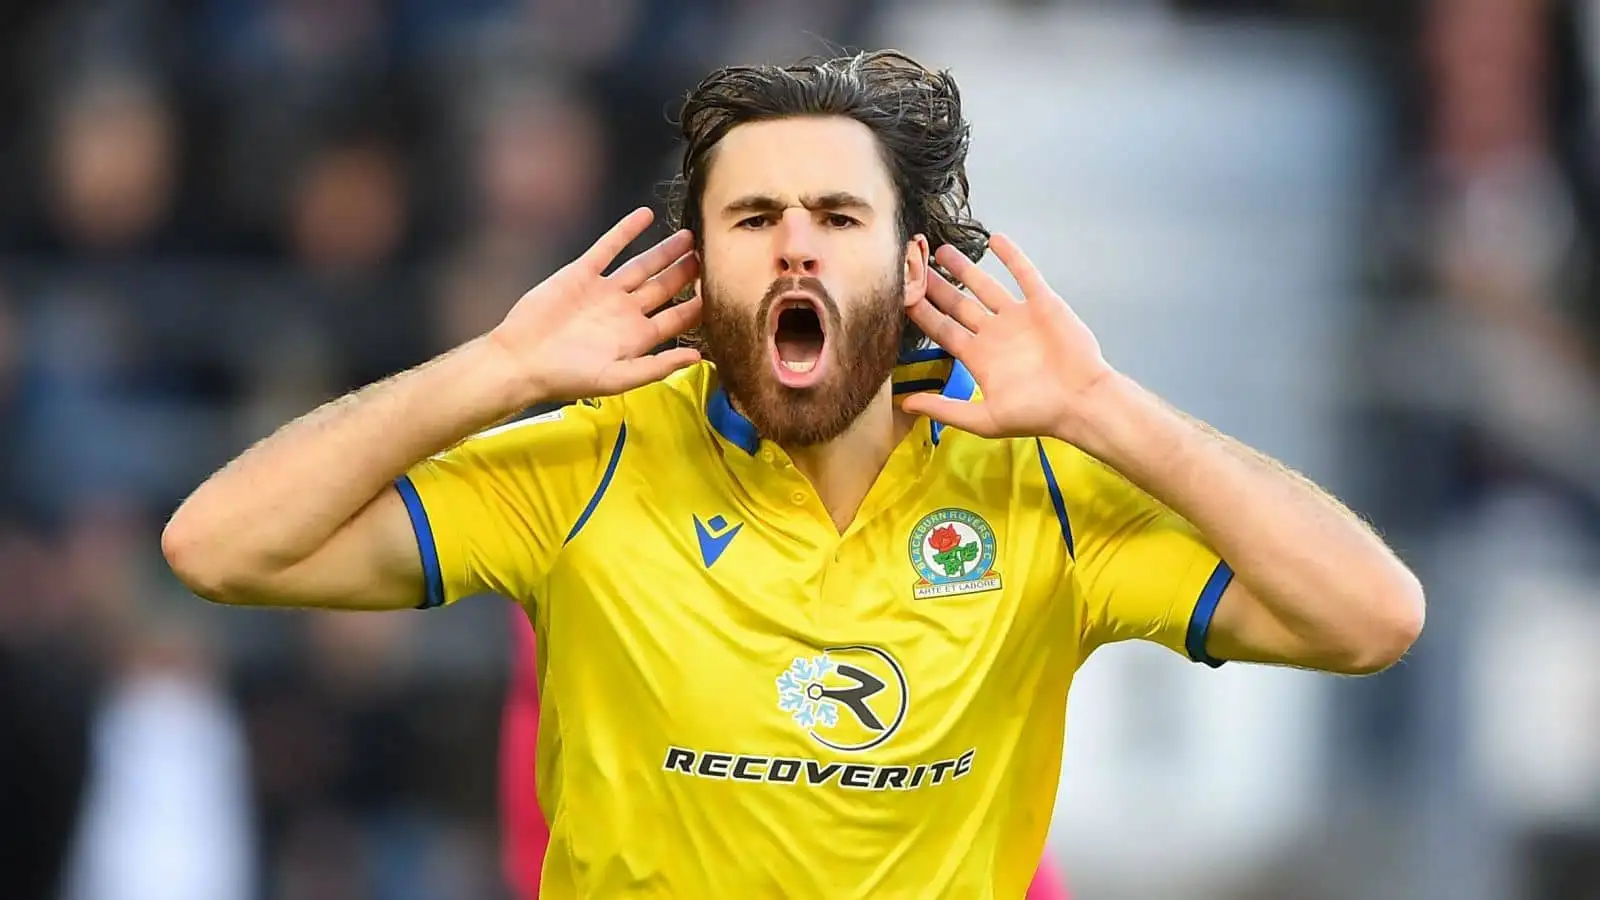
[737, 215, 774, 230]
[824, 213, 859, 228]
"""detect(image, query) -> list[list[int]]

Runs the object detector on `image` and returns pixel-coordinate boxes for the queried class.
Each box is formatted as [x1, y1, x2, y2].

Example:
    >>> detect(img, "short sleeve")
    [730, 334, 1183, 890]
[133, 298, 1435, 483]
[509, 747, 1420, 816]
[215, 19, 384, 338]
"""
[394, 398, 627, 609]
[1039, 438, 1234, 666]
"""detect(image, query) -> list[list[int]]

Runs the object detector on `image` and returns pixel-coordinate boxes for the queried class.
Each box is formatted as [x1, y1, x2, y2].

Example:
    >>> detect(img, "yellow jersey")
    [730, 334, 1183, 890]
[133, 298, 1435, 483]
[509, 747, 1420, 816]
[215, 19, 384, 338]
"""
[395, 350, 1232, 899]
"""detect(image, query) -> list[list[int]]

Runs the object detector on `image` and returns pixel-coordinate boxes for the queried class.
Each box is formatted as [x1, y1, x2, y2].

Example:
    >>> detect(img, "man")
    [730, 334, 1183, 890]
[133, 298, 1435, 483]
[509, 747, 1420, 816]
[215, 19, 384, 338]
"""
[163, 50, 1425, 898]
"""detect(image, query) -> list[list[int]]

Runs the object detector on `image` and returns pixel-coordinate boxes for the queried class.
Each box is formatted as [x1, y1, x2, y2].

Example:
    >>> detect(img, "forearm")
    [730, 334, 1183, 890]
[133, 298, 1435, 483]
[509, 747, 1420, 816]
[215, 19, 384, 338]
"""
[166, 336, 527, 576]
[1063, 372, 1423, 654]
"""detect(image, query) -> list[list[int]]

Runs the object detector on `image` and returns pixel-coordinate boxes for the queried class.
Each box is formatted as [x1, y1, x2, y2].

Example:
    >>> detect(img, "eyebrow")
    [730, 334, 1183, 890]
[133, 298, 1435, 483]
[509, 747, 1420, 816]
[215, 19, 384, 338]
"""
[720, 191, 876, 219]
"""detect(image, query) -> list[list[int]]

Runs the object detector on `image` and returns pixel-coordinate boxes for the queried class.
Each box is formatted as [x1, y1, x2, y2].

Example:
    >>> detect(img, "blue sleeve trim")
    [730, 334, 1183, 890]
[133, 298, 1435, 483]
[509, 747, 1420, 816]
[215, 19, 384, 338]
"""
[1033, 439, 1075, 558]
[564, 422, 627, 546]
[394, 476, 446, 610]
[1185, 560, 1234, 668]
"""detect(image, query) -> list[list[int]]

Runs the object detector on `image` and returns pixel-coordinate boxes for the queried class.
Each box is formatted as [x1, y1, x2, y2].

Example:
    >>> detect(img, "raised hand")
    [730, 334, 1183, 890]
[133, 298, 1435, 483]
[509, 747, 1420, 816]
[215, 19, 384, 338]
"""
[899, 235, 1114, 442]
[488, 207, 703, 404]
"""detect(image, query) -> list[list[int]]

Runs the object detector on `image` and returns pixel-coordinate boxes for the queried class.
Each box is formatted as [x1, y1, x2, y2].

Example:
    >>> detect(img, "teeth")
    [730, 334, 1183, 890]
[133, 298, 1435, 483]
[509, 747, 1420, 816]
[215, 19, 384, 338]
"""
[781, 360, 816, 374]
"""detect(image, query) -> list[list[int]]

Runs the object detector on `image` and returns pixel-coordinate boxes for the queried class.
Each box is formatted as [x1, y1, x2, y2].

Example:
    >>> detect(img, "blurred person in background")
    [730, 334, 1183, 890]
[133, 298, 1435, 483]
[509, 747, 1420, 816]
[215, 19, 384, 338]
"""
[0, 521, 95, 900]
[1366, 0, 1600, 522]
[59, 617, 255, 900]
[1326, 1, 1600, 896]
[2, 491, 253, 900]
[277, 113, 432, 393]
[34, 72, 183, 260]
[0, 270, 95, 900]
[462, 79, 609, 266]
[163, 47, 1423, 897]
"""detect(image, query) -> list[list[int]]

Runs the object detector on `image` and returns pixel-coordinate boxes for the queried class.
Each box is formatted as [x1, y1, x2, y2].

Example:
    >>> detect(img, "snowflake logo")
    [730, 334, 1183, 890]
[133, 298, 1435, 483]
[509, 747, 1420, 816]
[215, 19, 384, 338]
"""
[775, 653, 839, 729]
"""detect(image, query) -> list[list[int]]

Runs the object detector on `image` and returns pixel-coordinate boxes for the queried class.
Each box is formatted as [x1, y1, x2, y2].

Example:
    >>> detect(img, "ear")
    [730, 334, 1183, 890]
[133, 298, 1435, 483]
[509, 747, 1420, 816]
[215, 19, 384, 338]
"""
[903, 234, 931, 310]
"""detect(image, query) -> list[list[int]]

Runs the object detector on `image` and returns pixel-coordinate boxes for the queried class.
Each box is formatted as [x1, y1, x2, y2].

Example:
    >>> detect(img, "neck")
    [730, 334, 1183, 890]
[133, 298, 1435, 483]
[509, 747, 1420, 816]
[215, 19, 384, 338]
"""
[783, 380, 915, 532]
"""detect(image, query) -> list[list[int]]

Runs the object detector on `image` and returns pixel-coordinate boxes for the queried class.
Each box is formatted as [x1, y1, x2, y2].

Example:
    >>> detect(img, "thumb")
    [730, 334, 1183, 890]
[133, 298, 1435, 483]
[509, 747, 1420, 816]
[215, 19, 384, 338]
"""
[898, 392, 996, 437]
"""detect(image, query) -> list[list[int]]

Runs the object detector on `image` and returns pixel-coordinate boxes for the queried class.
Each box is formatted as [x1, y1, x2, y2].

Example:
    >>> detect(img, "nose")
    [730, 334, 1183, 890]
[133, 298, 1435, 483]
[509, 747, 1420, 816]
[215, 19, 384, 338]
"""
[774, 209, 819, 277]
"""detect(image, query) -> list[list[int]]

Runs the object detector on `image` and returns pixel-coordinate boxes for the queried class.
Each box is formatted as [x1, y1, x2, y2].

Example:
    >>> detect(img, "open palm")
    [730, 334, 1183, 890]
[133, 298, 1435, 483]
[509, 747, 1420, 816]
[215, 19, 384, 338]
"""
[489, 207, 704, 404]
[900, 236, 1114, 440]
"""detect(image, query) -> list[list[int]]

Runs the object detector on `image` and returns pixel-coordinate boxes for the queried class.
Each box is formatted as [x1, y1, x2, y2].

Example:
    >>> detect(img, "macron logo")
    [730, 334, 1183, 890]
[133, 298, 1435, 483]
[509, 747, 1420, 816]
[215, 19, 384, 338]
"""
[693, 514, 743, 569]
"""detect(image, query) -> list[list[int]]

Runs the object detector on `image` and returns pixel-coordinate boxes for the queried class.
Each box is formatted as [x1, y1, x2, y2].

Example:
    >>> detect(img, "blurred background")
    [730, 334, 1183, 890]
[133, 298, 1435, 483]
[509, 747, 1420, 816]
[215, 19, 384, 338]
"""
[0, 0, 1596, 898]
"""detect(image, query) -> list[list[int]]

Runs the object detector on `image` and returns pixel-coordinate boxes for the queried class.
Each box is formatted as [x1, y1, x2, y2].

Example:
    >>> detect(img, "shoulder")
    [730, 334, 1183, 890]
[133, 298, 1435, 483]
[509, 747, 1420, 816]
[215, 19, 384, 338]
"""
[612, 361, 715, 428]
[1028, 435, 1121, 492]
[932, 431, 1117, 527]
[602, 362, 717, 462]
[443, 363, 713, 460]
[437, 400, 623, 472]
[933, 427, 1055, 486]
[1031, 436, 1164, 532]
[537, 358, 720, 477]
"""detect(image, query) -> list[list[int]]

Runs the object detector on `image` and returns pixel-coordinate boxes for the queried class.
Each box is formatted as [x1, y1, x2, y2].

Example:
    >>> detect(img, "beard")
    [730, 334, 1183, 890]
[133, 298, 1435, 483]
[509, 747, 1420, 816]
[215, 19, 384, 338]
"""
[699, 268, 905, 447]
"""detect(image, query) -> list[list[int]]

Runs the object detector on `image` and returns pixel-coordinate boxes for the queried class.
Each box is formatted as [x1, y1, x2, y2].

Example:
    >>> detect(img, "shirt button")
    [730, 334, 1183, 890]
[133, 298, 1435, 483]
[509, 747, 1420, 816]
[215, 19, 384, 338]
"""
[761, 448, 775, 463]
[790, 490, 807, 505]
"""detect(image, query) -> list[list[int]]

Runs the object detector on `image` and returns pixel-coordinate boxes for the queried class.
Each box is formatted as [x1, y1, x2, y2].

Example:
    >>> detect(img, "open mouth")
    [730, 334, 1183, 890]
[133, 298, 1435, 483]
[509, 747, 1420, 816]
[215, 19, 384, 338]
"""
[769, 293, 828, 387]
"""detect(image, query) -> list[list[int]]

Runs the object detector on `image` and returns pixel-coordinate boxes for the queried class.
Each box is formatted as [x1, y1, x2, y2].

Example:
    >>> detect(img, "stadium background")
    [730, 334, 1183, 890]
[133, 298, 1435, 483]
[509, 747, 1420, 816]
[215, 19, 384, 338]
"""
[0, 0, 1597, 898]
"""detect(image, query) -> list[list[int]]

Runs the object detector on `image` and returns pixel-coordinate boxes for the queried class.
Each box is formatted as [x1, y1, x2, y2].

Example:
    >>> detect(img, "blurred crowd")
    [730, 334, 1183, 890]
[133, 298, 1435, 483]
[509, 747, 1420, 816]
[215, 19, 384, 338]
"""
[1355, 0, 1600, 894]
[0, 1, 1598, 899]
[1362, 0, 1600, 544]
[0, 2, 886, 899]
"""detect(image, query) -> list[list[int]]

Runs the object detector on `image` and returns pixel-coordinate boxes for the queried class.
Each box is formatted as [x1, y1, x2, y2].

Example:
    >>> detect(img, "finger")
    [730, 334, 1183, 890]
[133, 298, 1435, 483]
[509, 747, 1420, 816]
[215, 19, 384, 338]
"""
[647, 295, 703, 345]
[610, 230, 694, 291]
[577, 207, 656, 275]
[905, 297, 973, 356]
[988, 233, 1051, 300]
[897, 392, 999, 437]
[634, 252, 700, 312]
[616, 346, 703, 387]
[926, 271, 991, 333]
[935, 244, 1015, 312]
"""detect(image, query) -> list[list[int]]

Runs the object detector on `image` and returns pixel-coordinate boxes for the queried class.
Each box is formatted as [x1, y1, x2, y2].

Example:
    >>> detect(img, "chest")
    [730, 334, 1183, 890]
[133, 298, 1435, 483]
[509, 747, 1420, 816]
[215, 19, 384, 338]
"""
[563, 462, 1067, 632]
[540, 464, 1077, 756]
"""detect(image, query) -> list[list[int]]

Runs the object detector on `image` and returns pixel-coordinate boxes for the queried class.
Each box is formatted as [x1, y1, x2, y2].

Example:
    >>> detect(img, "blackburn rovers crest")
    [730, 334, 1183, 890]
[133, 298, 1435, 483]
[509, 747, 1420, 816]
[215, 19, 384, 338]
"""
[908, 508, 1003, 599]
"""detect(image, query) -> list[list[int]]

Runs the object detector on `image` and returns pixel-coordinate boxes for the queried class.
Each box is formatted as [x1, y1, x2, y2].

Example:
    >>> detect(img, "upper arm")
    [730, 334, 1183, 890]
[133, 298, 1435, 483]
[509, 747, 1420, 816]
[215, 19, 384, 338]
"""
[244, 484, 427, 610]
[396, 399, 626, 610]
[174, 401, 624, 613]
[1203, 578, 1367, 670]
[1041, 438, 1233, 666]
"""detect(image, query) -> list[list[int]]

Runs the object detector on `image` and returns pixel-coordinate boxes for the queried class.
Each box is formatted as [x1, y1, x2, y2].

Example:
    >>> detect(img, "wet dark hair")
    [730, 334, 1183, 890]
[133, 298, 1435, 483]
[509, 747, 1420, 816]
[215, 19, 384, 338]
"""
[664, 49, 990, 354]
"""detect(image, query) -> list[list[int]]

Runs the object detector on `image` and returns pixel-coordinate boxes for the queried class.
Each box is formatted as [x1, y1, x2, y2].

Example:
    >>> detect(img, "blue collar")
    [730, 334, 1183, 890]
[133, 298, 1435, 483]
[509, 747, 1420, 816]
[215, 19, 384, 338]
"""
[929, 358, 977, 445]
[706, 346, 976, 454]
[706, 382, 762, 454]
